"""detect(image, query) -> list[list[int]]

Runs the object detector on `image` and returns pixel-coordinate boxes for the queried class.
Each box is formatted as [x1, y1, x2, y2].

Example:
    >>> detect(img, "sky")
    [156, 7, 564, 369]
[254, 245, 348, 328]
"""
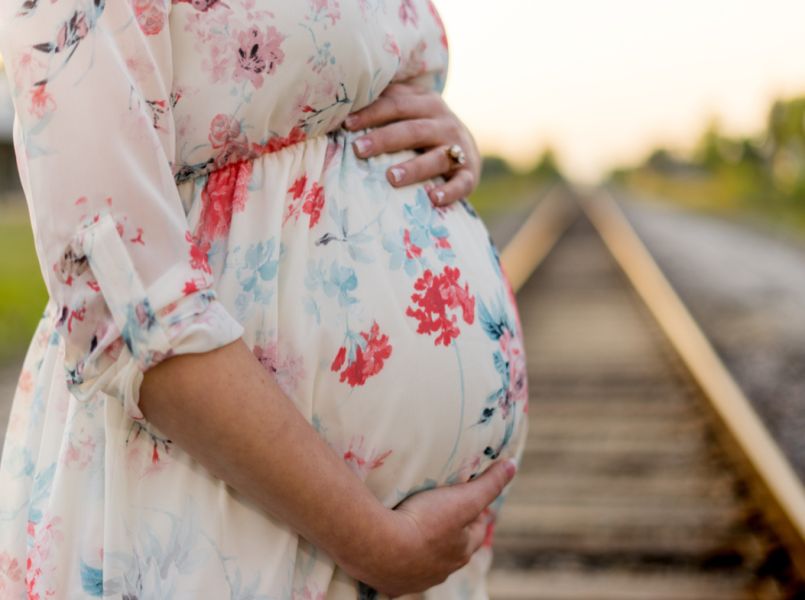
[437, 0, 805, 181]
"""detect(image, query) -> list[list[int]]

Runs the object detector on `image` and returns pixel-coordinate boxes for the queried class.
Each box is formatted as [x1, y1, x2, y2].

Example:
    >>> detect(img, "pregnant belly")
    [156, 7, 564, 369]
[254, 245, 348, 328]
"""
[201, 130, 529, 507]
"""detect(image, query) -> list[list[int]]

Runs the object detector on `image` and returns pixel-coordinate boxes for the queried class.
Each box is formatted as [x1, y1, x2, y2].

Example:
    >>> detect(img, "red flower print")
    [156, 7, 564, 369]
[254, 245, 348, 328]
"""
[342, 435, 392, 481]
[28, 83, 56, 118]
[131, 0, 167, 35]
[406, 266, 475, 346]
[196, 160, 253, 243]
[435, 236, 451, 250]
[399, 0, 418, 26]
[331, 322, 393, 387]
[185, 231, 212, 274]
[252, 125, 307, 156]
[403, 228, 423, 259]
[233, 25, 286, 88]
[302, 182, 325, 228]
[288, 174, 307, 200]
[330, 346, 347, 372]
[284, 175, 326, 229]
[130, 226, 144, 244]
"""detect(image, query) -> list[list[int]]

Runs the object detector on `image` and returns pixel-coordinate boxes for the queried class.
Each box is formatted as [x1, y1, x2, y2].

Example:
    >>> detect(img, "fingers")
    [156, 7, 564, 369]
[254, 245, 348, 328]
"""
[461, 459, 517, 522]
[344, 87, 440, 131]
[385, 145, 455, 188]
[352, 118, 448, 158]
[464, 509, 490, 554]
[383, 146, 475, 207]
[427, 168, 476, 207]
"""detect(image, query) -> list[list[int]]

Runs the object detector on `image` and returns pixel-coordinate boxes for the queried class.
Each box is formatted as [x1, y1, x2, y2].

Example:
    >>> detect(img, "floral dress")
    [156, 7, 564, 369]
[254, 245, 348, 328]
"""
[0, 0, 529, 598]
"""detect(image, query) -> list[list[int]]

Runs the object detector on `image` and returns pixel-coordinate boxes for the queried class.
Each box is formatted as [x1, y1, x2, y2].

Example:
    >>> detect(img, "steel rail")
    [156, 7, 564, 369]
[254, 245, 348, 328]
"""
[579, 188, 805, 577]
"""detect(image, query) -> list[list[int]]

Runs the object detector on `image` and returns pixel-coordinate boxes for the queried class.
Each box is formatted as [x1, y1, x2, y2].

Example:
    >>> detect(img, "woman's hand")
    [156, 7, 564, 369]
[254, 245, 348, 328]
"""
[343, 81, 482, 208]
[342, 458, 518, 597]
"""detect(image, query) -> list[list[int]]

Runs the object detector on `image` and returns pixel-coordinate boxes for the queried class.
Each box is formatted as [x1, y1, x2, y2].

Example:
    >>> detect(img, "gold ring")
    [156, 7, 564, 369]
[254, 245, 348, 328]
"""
[445, 143, 467, 167]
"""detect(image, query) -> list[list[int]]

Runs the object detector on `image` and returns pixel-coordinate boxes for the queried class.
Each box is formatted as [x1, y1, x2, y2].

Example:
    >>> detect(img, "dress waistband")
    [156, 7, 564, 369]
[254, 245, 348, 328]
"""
[173, 124, 354, 186]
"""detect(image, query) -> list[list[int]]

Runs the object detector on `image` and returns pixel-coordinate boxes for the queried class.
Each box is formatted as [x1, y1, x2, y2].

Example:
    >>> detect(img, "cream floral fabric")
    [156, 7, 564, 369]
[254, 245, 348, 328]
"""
[0, 1, 529, 597]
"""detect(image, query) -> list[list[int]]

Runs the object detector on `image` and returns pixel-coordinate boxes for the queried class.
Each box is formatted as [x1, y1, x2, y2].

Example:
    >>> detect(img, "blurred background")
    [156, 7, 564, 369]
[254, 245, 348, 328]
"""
[2, 1, 805, 597]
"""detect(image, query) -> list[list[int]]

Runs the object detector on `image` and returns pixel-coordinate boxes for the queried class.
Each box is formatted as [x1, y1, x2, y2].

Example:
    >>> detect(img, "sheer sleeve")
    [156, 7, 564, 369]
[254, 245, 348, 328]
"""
[0, 0, 244, 421]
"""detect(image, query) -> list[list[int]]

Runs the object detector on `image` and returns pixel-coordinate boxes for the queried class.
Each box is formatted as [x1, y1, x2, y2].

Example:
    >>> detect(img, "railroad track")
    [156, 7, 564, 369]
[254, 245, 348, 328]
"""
[488, 187, 805, 599]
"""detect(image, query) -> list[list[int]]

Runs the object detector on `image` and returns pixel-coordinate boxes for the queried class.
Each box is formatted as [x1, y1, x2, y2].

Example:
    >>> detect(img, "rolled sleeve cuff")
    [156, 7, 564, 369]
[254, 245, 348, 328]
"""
[68, 212, 244, 421]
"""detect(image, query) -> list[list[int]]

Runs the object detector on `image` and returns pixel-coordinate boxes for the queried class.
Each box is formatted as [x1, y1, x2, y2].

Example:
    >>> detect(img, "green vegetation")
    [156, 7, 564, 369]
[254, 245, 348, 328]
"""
[0, 197, 48, 363]
[611, 97, 805, 233]
[469, 149, 563, 223]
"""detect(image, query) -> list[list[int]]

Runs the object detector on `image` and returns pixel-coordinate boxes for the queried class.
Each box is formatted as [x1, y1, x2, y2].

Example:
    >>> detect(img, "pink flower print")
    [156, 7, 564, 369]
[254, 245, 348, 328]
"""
[394, 40, 428, 82]
[26, 515, 64, 599]
[499, 327, 528, 417]
[253, 341, 306, 397]
[406, 266, 475, 346]
[28, 84, 56, 118]
[17, 368, 33, 395]
[173, 0, 229, 12]
[330, 322, 393, 387]
[63, 431, 97, 469]
[293, 585, 326, 600]
[399, 0, 418, 26]
[342, 435, 392, 480]
[233, 25, 286, 89]
[208, 114, 250, 168]
[131, 0, 167, 35]
[0, 552, 22, 596]
[308, 0, 341, 26]
[428, 0, 449, 49]
[208, 113, 243, 149]
[201, 38, 233, 83]
[384, 33, 401, 58]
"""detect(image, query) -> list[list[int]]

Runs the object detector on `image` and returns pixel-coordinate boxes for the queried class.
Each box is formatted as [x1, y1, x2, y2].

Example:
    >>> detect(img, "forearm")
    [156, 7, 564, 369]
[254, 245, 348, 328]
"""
[139, 336, 386, 577]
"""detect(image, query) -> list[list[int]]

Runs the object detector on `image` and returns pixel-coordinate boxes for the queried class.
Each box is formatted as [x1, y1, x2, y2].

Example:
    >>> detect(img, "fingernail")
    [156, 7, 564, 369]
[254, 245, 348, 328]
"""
[388, 167, 405, 184]
[353, 137, 372, 156]
[433, 189, 445, 204]
[344, 114, 359, 129]
[503, 458, 517, 479]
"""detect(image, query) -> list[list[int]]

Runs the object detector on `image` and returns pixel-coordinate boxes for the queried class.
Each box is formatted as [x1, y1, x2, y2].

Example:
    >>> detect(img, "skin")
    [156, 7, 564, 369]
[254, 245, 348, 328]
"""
[139, 338, 516, 597]
[137, 86, 504, 596]
[343, 81, 482, 208]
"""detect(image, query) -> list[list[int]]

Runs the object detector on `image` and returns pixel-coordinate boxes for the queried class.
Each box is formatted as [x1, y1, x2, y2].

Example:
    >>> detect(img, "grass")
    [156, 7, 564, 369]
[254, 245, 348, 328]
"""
[0, 198, 48, 363]
[467, 173, 549, 223]
[619, 168, 805, 236]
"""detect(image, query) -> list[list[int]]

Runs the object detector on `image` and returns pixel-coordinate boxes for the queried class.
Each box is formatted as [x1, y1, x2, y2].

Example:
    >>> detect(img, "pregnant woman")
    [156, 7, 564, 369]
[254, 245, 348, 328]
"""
[0, 0, 529, 597]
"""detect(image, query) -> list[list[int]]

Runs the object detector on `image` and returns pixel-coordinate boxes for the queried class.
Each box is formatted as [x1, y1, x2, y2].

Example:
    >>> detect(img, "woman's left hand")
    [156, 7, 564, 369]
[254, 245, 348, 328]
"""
[343, 81, 481, 207]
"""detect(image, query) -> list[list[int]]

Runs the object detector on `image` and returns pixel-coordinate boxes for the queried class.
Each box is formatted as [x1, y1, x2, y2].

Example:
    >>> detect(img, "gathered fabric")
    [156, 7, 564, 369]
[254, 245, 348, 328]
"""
[0, 1, 528, 597]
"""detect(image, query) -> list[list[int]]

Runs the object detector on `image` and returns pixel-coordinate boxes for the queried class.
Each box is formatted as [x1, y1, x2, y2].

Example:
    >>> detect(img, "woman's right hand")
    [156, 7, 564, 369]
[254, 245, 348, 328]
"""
[346, 458, 518, 597]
